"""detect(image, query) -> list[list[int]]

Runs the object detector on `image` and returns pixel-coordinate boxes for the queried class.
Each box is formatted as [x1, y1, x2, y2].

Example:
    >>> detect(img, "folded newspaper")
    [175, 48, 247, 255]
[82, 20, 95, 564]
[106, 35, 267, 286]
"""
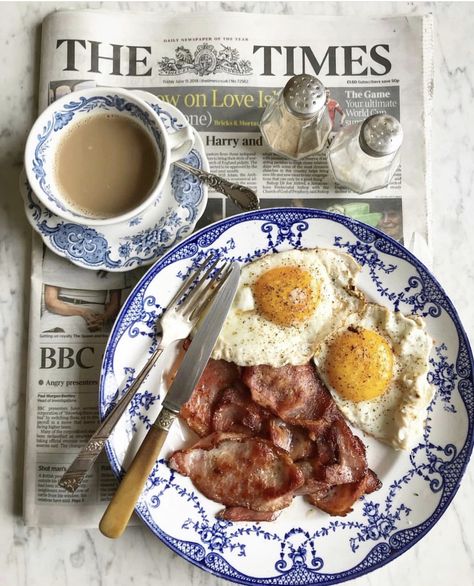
[23, 9, 434, 527]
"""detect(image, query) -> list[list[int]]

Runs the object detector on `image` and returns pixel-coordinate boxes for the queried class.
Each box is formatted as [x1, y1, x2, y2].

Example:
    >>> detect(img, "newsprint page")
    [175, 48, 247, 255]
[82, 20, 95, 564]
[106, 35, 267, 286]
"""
[23, 10, 434, 526]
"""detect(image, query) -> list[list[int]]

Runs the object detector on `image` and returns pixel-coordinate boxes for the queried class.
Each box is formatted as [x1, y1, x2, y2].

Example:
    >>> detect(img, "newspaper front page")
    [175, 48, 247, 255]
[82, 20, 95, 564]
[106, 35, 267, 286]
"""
[23, 9, 434, 526]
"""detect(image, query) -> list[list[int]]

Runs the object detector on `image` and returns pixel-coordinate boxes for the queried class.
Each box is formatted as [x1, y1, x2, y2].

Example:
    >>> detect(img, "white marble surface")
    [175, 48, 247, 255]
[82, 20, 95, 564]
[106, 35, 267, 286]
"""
[1, 1, 473, 585]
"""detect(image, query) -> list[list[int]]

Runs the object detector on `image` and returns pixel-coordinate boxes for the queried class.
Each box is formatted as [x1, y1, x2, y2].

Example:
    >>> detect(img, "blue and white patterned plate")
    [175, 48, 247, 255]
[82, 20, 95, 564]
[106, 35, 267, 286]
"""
[99, 208, 473, 584]
[20, 92, 208, 272]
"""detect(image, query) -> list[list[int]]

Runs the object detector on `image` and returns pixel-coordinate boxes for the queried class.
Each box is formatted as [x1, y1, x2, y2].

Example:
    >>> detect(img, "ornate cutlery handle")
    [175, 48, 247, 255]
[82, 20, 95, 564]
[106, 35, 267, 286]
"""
[174, 160, 260, 212]
[99, 406, 177, 539]
[58, 346, 164, 493]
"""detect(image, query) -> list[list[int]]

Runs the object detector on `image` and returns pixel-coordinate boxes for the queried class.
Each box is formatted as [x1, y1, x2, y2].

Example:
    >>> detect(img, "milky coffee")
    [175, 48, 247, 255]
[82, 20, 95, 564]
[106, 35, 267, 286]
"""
[54, 114, 158, 218]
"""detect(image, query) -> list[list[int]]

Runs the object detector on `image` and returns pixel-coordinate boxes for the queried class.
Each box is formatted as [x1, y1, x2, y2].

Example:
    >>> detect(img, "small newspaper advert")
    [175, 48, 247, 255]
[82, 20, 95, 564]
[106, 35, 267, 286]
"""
[23, 10, 433, 526]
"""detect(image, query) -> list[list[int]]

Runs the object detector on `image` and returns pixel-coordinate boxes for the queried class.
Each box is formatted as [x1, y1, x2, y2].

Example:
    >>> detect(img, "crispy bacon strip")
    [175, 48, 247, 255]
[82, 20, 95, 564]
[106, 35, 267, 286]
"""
[268, 418, 314, 461]
[217, 507, 281, 522]
[169, 432, 304, 512]
[318, 418, 367, 485]
[294, 417, 369, 498]
[365, 469, 382, 494]
[179, 359, 240, 437]
[295, 460, 330, 497]
[307, 470, 380, 516]
[212, 383, 269, 435]
[242, 363, 339, 437]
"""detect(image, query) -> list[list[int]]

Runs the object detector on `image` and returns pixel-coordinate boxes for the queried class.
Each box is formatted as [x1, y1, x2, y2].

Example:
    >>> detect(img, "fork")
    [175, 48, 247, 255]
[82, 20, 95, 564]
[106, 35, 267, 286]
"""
[58, 255, 225, 493]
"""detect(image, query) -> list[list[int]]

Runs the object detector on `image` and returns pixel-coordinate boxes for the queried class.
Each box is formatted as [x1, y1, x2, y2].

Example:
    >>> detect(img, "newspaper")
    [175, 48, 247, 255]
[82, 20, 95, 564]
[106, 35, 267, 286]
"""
[23, 9, 434, 526]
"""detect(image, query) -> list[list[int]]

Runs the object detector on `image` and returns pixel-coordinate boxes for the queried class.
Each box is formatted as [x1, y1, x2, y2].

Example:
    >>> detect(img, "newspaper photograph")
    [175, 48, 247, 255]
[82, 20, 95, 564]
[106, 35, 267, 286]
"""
[23, 9, 433, 526]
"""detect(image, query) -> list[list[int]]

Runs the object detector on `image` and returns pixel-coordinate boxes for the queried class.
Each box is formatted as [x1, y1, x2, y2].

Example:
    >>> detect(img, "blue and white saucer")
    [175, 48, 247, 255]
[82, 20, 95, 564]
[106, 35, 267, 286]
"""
[20, 92, 209, 272]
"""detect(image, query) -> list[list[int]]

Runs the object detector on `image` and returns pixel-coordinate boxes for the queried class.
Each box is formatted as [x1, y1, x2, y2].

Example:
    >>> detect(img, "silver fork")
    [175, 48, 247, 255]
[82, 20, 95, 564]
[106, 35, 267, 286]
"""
[58, 255, 226, 493]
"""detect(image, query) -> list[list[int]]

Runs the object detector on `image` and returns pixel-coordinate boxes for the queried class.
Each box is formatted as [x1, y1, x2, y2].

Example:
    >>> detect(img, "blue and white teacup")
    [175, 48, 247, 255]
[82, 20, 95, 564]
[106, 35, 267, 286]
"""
[24, 87, 195, 226]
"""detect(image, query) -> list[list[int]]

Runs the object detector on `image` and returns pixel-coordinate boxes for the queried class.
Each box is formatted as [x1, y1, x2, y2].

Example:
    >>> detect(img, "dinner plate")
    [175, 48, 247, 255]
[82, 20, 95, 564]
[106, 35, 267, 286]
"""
[99, 208, 473, 584]
[20, 92, 208, 272]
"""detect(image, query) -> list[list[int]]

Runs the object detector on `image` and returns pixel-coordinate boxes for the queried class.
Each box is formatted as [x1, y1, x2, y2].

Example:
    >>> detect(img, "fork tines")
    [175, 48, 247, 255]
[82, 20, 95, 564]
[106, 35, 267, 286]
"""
[168, 255, 233, 321]
[186, 259, 233, 320]
[166, 254, 215, 309]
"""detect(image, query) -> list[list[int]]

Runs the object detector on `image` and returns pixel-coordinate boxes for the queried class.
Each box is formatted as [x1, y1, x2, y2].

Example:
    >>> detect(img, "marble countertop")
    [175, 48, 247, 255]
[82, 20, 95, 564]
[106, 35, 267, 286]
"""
[1, 2, 473, 585]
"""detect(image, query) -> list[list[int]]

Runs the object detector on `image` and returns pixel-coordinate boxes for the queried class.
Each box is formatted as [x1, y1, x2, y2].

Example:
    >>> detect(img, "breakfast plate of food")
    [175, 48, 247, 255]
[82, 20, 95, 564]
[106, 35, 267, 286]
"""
[99, 208, 473, 584]
[20, 92, 208, 272]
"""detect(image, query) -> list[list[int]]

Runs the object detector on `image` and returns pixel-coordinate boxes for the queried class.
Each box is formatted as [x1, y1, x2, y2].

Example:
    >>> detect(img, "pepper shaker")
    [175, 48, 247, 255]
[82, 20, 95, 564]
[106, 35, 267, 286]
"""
[327, 114, 403, 194]
[259, 74, 332, 160]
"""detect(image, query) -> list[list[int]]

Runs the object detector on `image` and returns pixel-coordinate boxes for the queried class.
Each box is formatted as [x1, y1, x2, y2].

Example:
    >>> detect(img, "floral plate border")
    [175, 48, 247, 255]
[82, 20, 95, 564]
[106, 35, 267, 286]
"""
[99, 208, 473, 584]
[20, 93, 208, 272]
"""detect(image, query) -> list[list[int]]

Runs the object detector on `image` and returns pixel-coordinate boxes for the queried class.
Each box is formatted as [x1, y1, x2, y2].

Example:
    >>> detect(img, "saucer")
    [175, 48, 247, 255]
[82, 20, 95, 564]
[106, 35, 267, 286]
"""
[20, 92, 209, 272]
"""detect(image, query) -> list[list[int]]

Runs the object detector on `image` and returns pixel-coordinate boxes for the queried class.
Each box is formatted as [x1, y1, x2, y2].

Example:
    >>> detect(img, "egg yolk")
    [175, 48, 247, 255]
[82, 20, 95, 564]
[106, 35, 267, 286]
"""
[326, 328, 393, 402]
[252, 266, 319, 327]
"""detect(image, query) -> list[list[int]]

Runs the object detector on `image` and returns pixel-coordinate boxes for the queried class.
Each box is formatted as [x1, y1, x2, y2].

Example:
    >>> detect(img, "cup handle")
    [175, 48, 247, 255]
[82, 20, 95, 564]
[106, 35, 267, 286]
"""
[167, 126, 195, 163]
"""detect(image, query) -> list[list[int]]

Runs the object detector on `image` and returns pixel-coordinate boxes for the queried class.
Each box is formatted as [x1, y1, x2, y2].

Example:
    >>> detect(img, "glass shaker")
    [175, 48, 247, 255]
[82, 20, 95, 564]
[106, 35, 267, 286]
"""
[260, 74, 332, 160]
[327, 114, 403, 194]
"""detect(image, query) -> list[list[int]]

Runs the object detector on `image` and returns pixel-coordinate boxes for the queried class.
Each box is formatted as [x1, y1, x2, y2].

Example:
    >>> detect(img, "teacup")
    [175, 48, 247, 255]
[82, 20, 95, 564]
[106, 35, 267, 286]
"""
[24, 87, 195, 226]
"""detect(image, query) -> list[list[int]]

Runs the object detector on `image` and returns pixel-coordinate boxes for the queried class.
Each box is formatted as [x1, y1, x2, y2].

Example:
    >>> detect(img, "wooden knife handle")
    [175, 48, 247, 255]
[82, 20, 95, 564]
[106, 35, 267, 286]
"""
[99, 407, 176, 539]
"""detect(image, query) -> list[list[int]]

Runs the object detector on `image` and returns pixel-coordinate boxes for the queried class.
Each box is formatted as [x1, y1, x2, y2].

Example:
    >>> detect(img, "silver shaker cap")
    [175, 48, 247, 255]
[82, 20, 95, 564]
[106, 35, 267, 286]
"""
[282, 74, 326, 119]
[360, 114, 403, 157]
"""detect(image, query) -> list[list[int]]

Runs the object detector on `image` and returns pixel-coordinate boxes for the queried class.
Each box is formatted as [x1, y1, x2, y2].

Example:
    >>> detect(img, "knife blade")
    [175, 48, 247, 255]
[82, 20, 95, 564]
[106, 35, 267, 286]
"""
[99, 261, 240, 538]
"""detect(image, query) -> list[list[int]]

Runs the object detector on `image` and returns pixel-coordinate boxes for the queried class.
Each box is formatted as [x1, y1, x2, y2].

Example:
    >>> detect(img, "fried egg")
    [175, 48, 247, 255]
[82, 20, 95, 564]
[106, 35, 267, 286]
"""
[314, 303, 434, 450]
[212, 248, 363, 367]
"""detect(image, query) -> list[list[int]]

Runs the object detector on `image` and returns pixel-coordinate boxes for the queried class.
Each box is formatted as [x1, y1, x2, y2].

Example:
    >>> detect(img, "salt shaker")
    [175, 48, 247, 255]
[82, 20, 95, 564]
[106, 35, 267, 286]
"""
[327, 114, 403, 194]
[259, 74, 332, 160]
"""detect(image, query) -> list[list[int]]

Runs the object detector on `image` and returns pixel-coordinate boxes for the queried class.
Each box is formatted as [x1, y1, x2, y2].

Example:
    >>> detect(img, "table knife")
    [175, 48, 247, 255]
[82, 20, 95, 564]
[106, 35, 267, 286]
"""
[99, 261, 240, 539]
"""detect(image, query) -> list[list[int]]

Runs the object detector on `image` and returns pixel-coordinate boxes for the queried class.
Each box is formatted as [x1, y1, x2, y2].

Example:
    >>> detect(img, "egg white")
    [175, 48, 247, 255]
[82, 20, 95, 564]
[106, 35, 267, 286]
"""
[212, 248, 363, 367]
[314, 303, 434, 450]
